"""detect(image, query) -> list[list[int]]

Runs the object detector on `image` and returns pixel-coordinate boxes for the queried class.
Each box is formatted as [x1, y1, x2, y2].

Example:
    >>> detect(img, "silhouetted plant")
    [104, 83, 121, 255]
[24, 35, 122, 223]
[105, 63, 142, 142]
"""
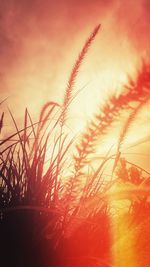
[1, 25, 150, 267]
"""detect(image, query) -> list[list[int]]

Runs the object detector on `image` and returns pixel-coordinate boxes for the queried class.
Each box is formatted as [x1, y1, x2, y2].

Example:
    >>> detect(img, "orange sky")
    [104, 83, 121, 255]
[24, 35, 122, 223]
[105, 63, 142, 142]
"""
[1, 0, 150, 170]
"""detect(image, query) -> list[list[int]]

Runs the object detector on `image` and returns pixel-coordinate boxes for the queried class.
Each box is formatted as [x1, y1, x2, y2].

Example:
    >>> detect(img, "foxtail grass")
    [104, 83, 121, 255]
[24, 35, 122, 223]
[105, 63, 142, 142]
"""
[1, 25, 150, 267]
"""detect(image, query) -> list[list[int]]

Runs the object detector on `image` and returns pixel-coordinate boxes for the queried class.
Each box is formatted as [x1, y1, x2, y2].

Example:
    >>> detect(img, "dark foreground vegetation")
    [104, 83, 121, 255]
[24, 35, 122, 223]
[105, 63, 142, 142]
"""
[1, 25, 150, 267]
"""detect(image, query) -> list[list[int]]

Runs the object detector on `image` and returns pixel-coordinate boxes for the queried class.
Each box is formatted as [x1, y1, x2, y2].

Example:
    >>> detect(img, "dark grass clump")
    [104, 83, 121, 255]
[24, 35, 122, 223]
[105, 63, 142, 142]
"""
[0, 25, 103, 267]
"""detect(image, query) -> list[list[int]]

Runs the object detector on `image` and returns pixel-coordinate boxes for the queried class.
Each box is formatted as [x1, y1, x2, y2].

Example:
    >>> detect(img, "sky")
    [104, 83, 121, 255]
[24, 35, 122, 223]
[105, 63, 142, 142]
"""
[0, 0, 150, 169]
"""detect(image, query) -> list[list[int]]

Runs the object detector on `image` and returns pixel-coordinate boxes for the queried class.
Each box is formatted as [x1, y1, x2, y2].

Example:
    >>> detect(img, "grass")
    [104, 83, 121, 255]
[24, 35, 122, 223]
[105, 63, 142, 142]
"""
[1, 25, 150, 267]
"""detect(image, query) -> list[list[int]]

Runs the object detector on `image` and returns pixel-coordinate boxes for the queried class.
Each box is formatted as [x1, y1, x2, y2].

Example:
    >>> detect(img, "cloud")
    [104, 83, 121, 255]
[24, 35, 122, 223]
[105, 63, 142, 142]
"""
[0, 0, 113, 94]
[111, 0, 150, 55]
[0, 0, 113, 62]
[0, 0, 150, 121]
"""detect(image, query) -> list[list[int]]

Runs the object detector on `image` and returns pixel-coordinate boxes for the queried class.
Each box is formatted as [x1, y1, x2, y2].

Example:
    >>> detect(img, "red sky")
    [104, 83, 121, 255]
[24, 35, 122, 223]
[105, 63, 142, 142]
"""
[1, 0, 150, 109]
[1, 0, 150, 170]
